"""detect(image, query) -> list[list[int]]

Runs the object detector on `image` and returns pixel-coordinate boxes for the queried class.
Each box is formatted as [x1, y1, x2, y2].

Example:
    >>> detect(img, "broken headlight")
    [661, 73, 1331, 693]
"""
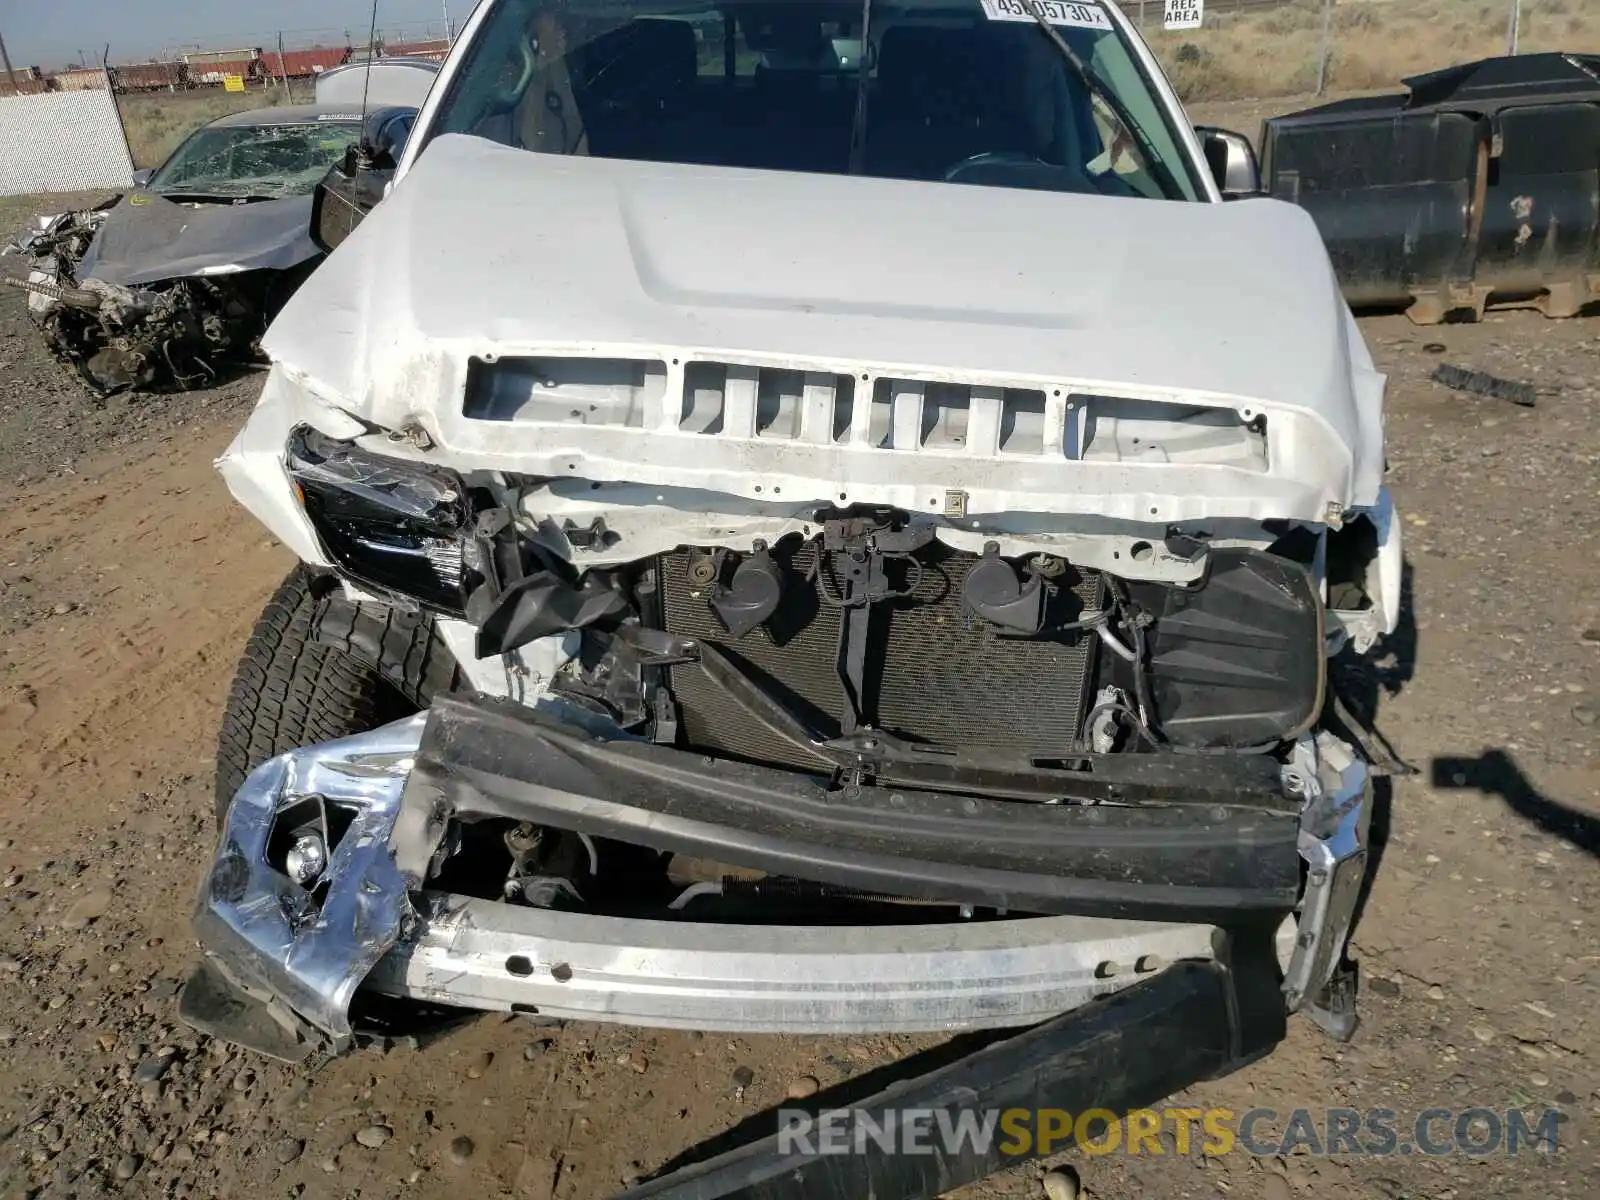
[287, 428, 469, 615]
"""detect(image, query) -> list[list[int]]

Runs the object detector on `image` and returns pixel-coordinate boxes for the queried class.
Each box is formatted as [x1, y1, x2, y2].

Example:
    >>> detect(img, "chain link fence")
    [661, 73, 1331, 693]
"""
[0, 83, 135, 195]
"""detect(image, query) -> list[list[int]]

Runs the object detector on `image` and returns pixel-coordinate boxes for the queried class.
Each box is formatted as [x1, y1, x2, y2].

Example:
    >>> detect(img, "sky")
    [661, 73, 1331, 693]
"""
[2, 0, 475, 68]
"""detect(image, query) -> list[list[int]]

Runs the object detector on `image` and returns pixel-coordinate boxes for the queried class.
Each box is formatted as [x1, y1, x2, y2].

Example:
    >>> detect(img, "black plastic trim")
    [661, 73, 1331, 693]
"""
[613, 955, 1284, 1200]
[404, 695, 1302, 921]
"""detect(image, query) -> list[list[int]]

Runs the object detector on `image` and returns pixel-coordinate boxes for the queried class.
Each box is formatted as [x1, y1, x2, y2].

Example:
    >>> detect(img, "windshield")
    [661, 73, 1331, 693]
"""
[150, 121, 363, 199]
[429, 0, 1203, 200]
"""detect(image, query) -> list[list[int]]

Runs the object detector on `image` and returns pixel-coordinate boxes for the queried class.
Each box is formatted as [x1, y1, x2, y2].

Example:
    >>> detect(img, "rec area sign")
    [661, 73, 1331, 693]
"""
[1164, 0, 1203, 29]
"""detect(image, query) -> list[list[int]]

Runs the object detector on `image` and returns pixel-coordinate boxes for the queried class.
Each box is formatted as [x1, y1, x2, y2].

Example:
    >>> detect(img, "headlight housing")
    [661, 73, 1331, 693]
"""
[287, 427, 469, 614]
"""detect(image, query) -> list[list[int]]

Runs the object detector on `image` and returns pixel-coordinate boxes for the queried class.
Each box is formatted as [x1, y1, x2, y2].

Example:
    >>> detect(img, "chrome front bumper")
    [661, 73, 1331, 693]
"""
[187, 712, 1370, 1060]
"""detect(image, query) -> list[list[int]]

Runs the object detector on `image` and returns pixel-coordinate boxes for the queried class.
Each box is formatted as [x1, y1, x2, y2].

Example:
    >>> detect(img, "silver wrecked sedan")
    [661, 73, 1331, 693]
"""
[7, 102, 419, 395]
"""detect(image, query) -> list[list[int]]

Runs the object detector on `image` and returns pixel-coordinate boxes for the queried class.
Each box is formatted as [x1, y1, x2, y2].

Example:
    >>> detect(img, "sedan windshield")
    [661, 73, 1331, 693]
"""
[150, 121, 363, 199]
[430, 0, 1203, 200]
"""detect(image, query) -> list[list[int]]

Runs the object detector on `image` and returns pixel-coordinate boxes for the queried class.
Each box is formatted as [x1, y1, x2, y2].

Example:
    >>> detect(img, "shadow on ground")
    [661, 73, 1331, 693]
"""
[1431, 748, 1599, 859]
[1331, 556, 1420, 943]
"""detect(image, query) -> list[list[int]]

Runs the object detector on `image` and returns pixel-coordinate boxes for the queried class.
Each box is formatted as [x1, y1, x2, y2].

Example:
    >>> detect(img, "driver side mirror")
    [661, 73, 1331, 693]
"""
[361, 106, 418, 169]
[130, 167, 155, 188]
[311, 152, 392, 254]
[309, 106, 420, 255]
[1195, 127, 1261, 200]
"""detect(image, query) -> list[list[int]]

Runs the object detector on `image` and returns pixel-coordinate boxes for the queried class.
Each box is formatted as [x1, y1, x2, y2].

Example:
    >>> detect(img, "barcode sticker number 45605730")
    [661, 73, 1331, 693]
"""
[979, 0, 1112, 30]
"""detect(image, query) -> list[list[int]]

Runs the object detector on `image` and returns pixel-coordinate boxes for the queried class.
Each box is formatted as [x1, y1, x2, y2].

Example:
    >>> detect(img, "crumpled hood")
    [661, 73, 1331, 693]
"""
[82, 192, 319, 287]
[265, 134, 1386, 510]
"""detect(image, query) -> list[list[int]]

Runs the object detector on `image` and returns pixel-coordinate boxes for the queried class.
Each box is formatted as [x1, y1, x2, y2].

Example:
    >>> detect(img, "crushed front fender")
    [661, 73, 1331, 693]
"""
[185, 700, 1371, 1059]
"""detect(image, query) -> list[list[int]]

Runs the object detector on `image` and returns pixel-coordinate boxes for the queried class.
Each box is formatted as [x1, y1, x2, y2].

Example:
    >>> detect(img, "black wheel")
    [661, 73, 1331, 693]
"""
[214, 565, 460, 825]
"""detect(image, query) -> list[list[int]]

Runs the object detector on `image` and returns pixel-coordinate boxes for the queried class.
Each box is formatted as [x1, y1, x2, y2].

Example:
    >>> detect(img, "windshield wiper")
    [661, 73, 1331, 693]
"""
[846, 0, 873, 173]
[1019, 2, 1187, 200]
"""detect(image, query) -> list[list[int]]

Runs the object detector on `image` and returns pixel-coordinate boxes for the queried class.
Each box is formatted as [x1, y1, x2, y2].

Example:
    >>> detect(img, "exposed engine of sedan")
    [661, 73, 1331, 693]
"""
[4, 106, 374, 396]
[8, 205, 292, 395]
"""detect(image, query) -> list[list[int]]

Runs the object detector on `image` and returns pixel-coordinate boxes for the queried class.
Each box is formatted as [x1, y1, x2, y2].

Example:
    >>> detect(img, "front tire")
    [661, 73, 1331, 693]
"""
[214, 566, 459, 825]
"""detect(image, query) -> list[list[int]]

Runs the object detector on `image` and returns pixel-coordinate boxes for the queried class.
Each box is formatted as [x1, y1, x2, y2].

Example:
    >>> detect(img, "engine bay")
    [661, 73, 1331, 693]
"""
[288, 427, 1328, 773]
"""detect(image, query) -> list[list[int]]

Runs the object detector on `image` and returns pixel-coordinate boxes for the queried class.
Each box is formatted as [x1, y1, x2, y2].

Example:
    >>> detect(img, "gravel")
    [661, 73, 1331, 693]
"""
[58, 885, 112, 929]
[131, 1052, 174, 1086]
[784, 1075, 820, 1100]
[355, 1124, 392, 1149]
[1041, 1167, 1081, 1200]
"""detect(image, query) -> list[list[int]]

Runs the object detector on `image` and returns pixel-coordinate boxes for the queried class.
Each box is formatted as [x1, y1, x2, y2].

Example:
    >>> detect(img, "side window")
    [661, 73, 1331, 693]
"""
[690, 12, 758, 79]
[692, 14, 725, 76]
[382, 112, 416, 157]
[1087, 37, 1196, 199]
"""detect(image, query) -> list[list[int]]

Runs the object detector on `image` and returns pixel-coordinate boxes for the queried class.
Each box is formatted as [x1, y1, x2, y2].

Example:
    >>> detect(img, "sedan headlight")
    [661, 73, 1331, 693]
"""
[286, 427, 469, 614]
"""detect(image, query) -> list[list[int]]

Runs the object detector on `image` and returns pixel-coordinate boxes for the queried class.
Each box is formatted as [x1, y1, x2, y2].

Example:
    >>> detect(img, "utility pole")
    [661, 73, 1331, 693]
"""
[277, 31, 292, 101]
[0, 31, 18, 88]
[1314, 0, 1334, 95]
[1506, 0, 1521, 54]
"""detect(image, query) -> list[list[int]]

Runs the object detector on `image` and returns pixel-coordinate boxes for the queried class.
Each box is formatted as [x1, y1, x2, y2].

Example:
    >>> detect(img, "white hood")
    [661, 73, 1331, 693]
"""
[264, 134, 1386, 524]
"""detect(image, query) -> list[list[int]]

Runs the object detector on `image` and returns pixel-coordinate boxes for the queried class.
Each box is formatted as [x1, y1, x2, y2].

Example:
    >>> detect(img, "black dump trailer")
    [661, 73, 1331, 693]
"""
[1261, 53, 1600, 323]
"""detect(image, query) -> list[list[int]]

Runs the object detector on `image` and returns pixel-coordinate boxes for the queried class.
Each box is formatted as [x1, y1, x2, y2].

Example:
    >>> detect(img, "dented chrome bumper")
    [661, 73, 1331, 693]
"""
[189, 716, 426, 1057]
[185, 707, 1370, 1061]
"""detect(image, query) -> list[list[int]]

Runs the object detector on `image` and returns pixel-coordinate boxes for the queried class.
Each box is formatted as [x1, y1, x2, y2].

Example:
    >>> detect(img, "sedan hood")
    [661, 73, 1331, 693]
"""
[264, 134, 1386, 519]
[82, 192, 319, 287]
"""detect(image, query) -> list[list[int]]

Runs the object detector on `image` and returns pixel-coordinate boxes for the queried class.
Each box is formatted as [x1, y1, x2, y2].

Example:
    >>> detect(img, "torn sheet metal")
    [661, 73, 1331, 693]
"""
[192, 715, 426, 1057]
[191, 705, 1255, 1044]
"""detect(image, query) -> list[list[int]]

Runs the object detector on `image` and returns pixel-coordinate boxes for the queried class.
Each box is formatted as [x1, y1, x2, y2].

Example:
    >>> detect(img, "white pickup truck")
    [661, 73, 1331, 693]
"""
[184, 1, 1402, 1192]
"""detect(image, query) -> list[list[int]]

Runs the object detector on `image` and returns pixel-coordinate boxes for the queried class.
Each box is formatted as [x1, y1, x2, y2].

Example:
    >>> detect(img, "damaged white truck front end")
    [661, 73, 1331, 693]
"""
[185, 0, 1400, 1143]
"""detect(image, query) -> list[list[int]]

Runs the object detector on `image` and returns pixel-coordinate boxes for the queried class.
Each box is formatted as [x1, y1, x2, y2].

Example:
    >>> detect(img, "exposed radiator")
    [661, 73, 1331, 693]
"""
[658, 540, 1101, 772]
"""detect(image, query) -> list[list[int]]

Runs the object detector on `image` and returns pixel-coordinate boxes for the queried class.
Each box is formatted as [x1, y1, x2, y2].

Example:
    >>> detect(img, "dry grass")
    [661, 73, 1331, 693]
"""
[1142, 0, 1599, 101]
[116, 83, 309, 168]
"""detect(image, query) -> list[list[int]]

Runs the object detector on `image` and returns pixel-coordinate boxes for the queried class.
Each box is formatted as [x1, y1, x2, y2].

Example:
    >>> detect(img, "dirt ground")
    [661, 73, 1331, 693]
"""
[0, 185, 1596, 1200]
